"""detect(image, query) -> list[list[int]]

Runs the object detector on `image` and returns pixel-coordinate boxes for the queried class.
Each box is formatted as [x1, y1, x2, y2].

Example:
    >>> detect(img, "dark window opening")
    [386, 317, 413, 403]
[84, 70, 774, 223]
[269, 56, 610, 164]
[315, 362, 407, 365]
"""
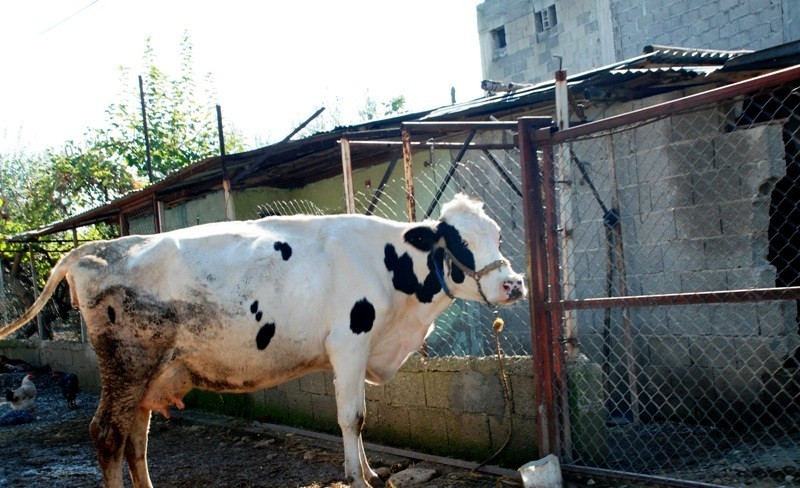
[491, 26, 507, 51]
[535, 5, 558, 33]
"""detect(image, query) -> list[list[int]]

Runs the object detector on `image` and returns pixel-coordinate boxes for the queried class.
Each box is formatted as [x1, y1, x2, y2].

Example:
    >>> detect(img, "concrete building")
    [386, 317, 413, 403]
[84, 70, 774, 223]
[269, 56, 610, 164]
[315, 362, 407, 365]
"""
[477, 0, 800, 84]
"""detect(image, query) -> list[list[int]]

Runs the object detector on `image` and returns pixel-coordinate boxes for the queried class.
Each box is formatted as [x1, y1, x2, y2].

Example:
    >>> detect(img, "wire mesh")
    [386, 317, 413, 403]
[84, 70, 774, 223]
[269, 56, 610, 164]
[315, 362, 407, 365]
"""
[124, 203, 158, 235]
[553, 82, 800, 483]
[353, 141, 531, 358]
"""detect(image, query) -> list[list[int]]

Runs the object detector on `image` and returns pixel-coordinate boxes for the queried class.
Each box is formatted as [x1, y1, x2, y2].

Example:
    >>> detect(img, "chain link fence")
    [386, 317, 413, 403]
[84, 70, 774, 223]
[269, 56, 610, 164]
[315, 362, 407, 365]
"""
[351, 141, 531, 357]
[541, 73, 800, 484]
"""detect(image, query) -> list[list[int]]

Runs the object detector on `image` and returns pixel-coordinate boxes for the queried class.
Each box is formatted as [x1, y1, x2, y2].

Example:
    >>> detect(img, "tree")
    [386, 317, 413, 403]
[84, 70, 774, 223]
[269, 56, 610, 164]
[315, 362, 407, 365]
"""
[0, 35, 245, 338]
[97, 34, 245, 181]
[358, 94, 407, 121]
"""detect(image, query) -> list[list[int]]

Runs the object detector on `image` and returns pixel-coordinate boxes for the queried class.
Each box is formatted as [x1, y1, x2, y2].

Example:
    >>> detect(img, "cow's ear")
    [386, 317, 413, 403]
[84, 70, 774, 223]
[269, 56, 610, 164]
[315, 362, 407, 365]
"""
[404, 225, 438, 251]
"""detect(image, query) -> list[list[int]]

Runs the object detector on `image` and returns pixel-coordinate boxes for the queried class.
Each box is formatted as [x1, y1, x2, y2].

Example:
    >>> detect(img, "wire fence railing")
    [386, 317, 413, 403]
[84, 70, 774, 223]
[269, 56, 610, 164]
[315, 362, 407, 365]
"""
[536, 69, 800, 485]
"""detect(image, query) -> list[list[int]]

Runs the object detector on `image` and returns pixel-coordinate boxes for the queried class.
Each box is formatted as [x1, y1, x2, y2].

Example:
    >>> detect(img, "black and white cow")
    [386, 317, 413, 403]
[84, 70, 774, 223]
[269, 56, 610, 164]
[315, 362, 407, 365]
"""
[0, 194, 526, 488]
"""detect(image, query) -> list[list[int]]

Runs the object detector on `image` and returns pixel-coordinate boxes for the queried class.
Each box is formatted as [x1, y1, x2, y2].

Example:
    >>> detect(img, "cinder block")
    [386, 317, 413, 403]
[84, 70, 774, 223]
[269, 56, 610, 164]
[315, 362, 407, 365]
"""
[648, 336, 691, 368]
[365, 383, 386, 402]
[444, 411, 491, 452]
[299, 372, 327, 395]
[734, 336, 787, 371]
[387, 372, 426, 407]
[422, 371, 454, 409]
[674, 205, 721, 239]
[756, 301, 794, 337]
[285, 391, 314, 419]
[689, 336, 738, 368]
[405, 407, 449, 451]
[509, 373, 535, 417]
[448, 370, 505, 415]
[311, 393, 337, 424]
[714, 365, 764, 403]
[366, 403, 411, 446]
[714, 125, 785, 171]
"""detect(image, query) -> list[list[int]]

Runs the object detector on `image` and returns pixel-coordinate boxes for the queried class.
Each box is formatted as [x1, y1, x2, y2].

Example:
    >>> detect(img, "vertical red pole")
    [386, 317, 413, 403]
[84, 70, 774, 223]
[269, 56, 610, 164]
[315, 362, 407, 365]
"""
[518, 117, 559, 456]
[539, 135, 571, 461]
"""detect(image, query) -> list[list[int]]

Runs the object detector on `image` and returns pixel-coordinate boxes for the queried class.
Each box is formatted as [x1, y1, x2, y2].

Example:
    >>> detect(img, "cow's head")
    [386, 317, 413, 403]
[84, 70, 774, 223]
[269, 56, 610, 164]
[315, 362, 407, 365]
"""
[403, 194, 527, 306]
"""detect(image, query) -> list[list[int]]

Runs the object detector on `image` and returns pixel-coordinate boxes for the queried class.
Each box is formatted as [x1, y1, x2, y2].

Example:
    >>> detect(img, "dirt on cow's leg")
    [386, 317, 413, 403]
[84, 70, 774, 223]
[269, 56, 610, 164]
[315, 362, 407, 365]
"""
[90, 392, 132, 488]
[124, 407, 154, 488]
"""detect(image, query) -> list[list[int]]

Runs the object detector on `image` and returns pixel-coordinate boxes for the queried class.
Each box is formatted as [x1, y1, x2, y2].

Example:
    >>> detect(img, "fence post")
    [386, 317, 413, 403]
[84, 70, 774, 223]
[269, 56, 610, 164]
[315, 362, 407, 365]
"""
[28, 244, 44, 340]
[0, 256, 8, 325]
[340, 138, 356, 214]
[401, 129, 417, 222]
[519, 117, 560, 457]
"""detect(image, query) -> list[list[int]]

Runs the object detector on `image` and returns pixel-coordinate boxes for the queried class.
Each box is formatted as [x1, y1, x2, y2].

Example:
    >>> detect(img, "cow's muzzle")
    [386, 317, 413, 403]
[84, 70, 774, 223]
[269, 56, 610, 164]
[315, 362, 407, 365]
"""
[438, 246, 516, 306]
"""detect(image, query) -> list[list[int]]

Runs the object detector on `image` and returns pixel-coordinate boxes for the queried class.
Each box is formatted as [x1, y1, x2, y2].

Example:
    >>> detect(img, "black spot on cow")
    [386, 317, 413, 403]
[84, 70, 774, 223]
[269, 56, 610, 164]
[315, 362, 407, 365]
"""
[255, 311, 263, 322]
[107, 306, 116, 324]
[256, 322, 276, 350]
[384, 222, 476, 302]
[350, 298, 375, 335]
[250, 300, 259, 314]
[384, 244, 443, 303]
[436, 222, 475, 284]
[273, 241, 292, 261]
[384, 244, 418, 295]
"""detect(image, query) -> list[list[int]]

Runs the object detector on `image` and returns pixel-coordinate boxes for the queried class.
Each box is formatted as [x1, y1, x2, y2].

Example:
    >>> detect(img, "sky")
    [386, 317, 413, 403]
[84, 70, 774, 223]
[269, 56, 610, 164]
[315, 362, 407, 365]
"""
[0, 0, 485, 154]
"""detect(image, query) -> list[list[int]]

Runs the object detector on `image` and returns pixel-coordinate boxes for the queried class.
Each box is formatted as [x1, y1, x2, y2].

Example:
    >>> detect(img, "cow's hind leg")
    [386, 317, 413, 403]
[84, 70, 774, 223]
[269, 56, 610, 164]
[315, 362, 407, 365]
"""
[124, 407, 154, 488]
[326, 336, 378, 488]
[90, 387, 142, 488]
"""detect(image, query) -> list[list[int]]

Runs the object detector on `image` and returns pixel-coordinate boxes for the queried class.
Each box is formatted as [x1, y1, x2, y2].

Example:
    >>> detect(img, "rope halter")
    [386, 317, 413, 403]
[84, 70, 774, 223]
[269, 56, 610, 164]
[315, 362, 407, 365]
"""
[433, 244, 510, 306]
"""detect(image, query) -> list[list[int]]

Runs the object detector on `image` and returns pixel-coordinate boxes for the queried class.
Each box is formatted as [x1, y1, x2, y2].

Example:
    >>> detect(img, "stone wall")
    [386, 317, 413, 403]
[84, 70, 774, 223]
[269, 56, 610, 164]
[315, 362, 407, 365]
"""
[565, 103, 799, 416]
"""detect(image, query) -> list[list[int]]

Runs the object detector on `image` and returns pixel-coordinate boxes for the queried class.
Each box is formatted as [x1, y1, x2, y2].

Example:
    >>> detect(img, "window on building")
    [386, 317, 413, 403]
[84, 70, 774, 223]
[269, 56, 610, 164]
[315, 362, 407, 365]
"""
[491, 26, 507, 50]
[534, 4, 558, 34]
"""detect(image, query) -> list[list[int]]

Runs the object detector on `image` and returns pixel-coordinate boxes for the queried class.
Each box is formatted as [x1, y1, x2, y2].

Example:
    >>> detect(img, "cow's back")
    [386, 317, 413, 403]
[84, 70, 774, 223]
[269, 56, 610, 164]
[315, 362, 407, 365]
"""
[71, 215, 414, 393]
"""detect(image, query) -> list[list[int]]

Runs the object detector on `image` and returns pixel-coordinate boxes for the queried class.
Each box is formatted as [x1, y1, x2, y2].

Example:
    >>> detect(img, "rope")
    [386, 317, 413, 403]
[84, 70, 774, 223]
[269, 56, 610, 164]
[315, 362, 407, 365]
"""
[473, 316, 514, 472]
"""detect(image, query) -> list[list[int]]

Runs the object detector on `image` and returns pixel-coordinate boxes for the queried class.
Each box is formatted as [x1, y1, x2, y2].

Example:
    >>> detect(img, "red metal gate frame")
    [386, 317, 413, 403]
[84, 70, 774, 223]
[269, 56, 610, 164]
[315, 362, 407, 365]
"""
[519, 64, 800, 485]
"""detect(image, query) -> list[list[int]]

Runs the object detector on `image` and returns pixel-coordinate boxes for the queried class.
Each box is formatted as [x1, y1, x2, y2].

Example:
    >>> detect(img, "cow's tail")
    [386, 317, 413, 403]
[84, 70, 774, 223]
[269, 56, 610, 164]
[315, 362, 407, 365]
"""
[0, 247, 87, 340]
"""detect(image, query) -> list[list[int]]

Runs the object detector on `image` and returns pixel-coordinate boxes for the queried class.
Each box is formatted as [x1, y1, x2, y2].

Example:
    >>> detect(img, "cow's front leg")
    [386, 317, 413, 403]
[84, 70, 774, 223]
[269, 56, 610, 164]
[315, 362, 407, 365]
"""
[326, 337, 377, 488]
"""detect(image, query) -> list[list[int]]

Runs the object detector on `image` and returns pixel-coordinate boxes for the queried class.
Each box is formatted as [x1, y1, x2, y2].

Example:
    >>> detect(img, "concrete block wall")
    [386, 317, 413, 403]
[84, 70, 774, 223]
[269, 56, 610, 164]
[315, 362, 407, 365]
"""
[569, 105, 800, 414]
[0, 339, 101, 391]
[251, 355, 540, 463]
[477, 0, 797, 86]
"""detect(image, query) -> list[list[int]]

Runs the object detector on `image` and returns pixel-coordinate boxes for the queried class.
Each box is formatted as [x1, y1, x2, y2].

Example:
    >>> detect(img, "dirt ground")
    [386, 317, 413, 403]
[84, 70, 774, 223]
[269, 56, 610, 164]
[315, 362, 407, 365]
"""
[3, 370, 796, 488]
[0, 371, 526, 488]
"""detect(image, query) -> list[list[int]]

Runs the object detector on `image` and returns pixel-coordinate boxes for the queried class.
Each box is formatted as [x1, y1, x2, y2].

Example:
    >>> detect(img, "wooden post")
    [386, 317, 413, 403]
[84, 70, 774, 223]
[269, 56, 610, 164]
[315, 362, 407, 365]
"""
[28, 244, 44, 340]
[340, 138, 356, 214]
[0, 255, 8, 326]
[217, 104, 236, 221]
[401, 129, 416, 222]
[139, 75, 154, 184]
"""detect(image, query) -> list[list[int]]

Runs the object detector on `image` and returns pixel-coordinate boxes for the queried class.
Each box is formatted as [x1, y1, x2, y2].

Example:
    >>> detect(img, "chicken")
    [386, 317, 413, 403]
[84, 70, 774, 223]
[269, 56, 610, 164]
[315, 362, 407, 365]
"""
[4, 374, 36, 411]
[52, 371, 80, 409]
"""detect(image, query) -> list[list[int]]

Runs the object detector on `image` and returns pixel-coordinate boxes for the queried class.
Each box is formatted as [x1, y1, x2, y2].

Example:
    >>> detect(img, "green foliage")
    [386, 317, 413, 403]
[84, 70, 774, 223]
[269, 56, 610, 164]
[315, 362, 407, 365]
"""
[358, 94, 407, 121]
[96, 34, 245, 181]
